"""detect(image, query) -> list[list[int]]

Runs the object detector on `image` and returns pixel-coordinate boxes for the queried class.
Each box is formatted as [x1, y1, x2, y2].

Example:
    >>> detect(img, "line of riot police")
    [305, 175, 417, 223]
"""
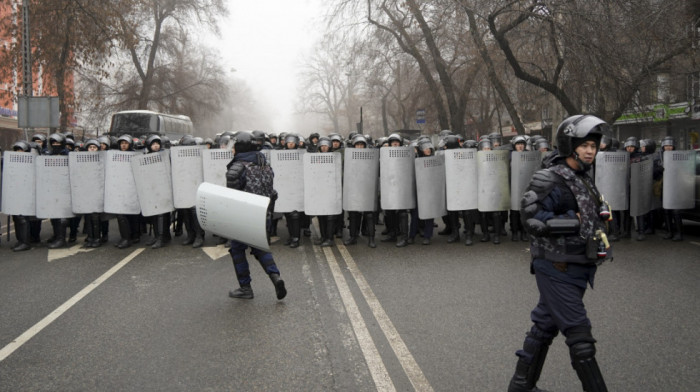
[2, 129, 694, 253]
[1, 132, 222, 252]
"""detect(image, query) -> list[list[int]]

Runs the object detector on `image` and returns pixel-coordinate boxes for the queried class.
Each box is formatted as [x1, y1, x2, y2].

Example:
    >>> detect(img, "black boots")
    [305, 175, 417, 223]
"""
[115, 215, 132, 249]
[12, 216, 31, 252]
[149, 213, 172, 249]
[343, 212, 360, 246]
[567, 326, 608, 392]
[84, 214, 102, 248]
[396, 211, 409, 247]
[270, 273, 287, 300]
[229, 275, 287, 301]
[447, 212, 460, 243]
[320, 216, 334, 247]
[365, 212, 376, 248]
[47, 219, 67, 249]
[229, 285, 254, 299]
[508, 327, 555, 392]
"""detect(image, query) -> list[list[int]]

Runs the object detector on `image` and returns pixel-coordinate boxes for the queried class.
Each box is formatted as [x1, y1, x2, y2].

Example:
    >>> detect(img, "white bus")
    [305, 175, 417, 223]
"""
[108, 110, 194, 140]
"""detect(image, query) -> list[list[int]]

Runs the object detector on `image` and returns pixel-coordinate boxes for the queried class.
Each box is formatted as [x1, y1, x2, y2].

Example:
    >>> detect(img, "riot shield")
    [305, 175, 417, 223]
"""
[36, 155, 74, 219]
[202, 148, 233, 187]
[662, 150, 696, 209]
[69, 151, 105, 214]
[343, 148, 379, 212]
[415, 155, 446, 219]
[271, 149, 304, 212]
[260, 149, 271, 166]
[477, 150, 510, 212]
[196, 182, 270, 251]
[511, 151, 542, 210]
[444, 149, 477, 211]
[629, 158, 653, 217]
[595, 152, 629, 210]
[171, 146, 204, 208]
[131, 151, 174, 217]
[304, 152, 343, 215]
[380, 147, 416, 210]
[104, 151, 141, 215]
[1, 151, 36, 216]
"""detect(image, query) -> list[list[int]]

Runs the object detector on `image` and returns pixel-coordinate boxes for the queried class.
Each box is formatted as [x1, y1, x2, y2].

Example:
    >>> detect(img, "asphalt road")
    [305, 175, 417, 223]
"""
[0, 217, 698, 391]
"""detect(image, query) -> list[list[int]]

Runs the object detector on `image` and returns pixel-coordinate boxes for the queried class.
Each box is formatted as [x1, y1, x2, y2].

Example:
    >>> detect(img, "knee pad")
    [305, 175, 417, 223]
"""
[566, 325, 597, 360]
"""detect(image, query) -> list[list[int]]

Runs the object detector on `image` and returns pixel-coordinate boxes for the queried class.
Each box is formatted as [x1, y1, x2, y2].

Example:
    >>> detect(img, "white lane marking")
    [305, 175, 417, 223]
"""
[336, 241, 435, 392]
[321, 244, 396, 392]
[47, 243, 96, 262]
[0, 248, 145, 363]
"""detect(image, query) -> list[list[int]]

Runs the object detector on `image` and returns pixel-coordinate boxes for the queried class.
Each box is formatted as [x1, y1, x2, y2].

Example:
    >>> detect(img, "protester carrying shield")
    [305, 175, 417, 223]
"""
[226, 132, 286, 300]
[508, 115, 612, 392]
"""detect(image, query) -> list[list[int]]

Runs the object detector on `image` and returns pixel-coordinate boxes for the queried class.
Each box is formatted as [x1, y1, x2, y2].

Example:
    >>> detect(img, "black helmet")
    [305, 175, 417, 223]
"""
[12, 140, 31, 152]
[417, 140, 435, 156]
[162, 135, 171, 149]
[308, 132, 320, 142]
[555, 115, 606, 158]
[534, 138, 550, 151]
[351, 135, 368, 148]
[84, 139, 100, 150]
[117, 134, 133, 150]
[512, 135, 527, 146]
[610, 138, 620, 151]
[251, 130, 266, 150]
[462, 139, 478, 149]
[318, 137, 332, 150]
[146, 134, 162, 152]
[97, 135, 111, 150]
[31, 133, 47, 145]
[640, 138, 656, 154]
[443, 135, 460, 149]
[218, 135, 231, 149]
[488, 132, 502, 146]
[234, 131, 256, 153]
[49, 132, 66, 146]
[660, 136, 675, 149]
[284, 134, 299, 148]
[478, 138, 492, 151]
[180, 135, 197, 146]
[387, 133, 402, 146]
[623, 136, 638, 151]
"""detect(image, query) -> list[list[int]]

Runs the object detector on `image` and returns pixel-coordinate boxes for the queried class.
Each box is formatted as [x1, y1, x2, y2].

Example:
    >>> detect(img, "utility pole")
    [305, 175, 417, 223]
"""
[21, 0, 32, 139]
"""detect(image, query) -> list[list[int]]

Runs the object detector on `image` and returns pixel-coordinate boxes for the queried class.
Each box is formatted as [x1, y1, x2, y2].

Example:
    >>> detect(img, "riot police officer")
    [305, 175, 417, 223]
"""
[81, 139, 104, 248]
[508, 115, 611, 392]
[9, 141, 34, 251]
[114, 135, 141, 249]
[282, 134, 303, 248]
[45, 133, 70, 249]
[660, 136, 683, 241]
[343, 135, 377, 248]
[477, 138, 503, 244]
[510, 135, 529, 241]
[177, 135, 205, 248]
[143, 135, 173, 249]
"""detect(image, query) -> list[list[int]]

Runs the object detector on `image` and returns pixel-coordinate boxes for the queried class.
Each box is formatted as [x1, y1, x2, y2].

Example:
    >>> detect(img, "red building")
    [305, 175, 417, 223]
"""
[0, 1, 75, 150]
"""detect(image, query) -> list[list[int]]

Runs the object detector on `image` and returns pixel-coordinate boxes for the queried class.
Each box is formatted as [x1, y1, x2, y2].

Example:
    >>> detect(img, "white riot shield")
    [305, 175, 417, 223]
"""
[304, 152, 343, 215]
[444, 149, 477, 211]
[380, 147, 416, 210]
[202, 148, 233, 187]
[595, 152, 629, 210]
[196, 182, 270, 251]
[131, 151, 174, 217]
[629, 158, 653, 217]
[171, 146, 204, 208]
[511, 151, 542, 210]
[36, 156, 74, 219]
[69, 151, 105, 213]
[477, 150, 510, 212]
[415, 155, 447, 219]
[1, 151, 36, 215]
[260, 149, 271, 166]
[104, 151, 140, 214]
[663, 150, 696, 210]
[343, 148, 379, 212]
[271, 149, 304, 212]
